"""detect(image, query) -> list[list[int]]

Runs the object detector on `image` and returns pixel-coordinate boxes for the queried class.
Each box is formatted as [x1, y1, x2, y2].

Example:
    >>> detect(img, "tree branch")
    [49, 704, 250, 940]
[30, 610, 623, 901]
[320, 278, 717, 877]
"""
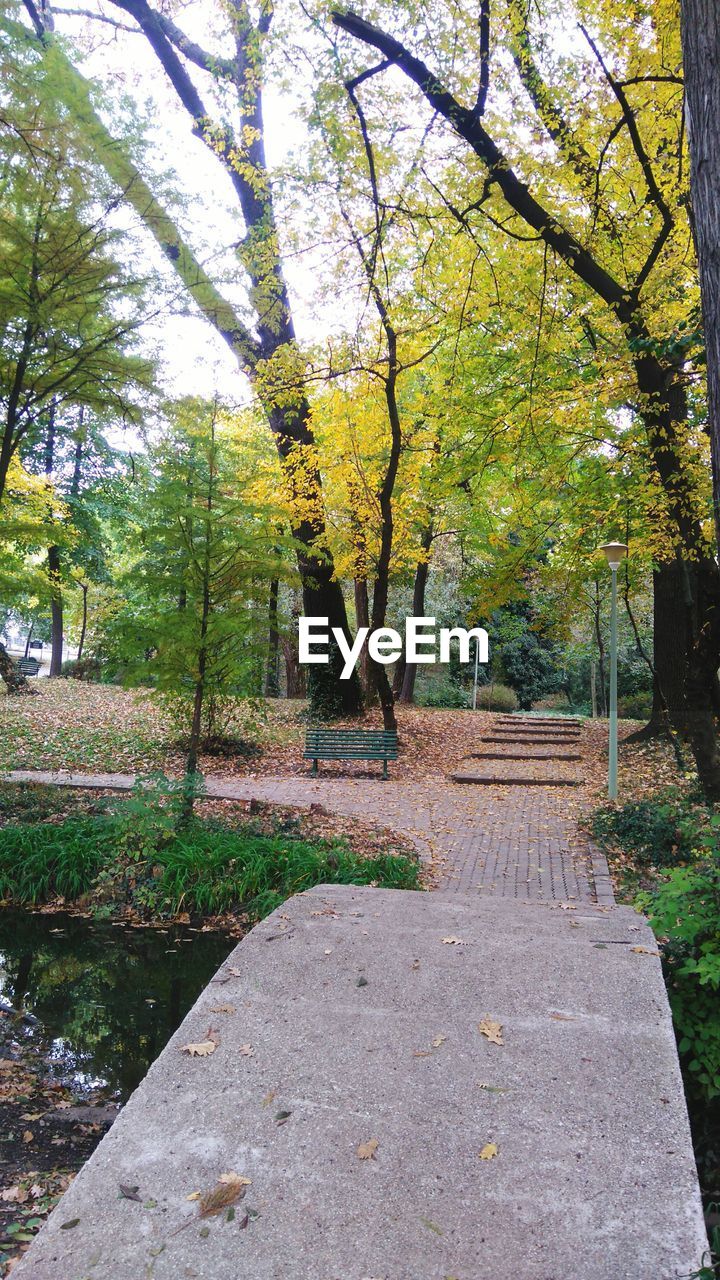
[53, 7, 139, 34]
[473, 0, 490, 118]
[332, 9, 631, 321]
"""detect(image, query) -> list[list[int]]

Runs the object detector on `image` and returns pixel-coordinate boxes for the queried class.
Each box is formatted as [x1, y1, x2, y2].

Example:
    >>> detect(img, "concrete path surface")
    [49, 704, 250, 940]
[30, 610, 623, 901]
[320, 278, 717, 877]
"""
[14, 885, 708, 1280]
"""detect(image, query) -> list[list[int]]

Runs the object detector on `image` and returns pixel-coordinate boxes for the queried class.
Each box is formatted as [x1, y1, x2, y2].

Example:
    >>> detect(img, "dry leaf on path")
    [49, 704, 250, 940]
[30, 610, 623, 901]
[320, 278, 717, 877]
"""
[239, 1044, 254, 1057]
[198, 1178, 247, 1219]
[208, 1004, 236, 1015]
[549, 1012, 575, 1021]
[431, 1035, 446, 1048]
[478, 1018, 504, 1046]
[441, 936, 465, 945]
[178, 1029, 217, 1059]
[630, 946, 661, 956]
[218, 1173, 251, 1187]
[357, 1139, 379, 1160]
[479, 1143, 498, 1160]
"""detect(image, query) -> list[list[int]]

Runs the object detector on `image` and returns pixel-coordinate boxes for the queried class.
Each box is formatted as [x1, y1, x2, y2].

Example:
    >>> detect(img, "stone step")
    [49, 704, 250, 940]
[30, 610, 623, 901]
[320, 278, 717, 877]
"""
[496, 716, 582, 725]
[469, 751, 583, 762]
[485, 736, 580, 747]
[451, 772, 582, 786]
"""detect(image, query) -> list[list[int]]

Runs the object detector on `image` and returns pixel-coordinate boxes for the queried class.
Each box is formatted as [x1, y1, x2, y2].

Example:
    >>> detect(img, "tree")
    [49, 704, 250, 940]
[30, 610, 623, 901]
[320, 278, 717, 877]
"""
[13, 0, 363, 716]
[681, 0, 720, 538]
[332, 4, 720, 799]
[100, 398, 286, 813]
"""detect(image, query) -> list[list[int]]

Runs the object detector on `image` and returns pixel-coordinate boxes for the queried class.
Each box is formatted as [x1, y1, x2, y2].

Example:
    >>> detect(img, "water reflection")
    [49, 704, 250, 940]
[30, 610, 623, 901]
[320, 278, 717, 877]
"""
[0, 909, 235, 1099]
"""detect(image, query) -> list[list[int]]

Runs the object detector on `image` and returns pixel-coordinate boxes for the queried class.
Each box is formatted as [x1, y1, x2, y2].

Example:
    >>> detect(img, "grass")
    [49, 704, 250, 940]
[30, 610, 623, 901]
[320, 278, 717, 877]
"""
[0, 808, 421, 921]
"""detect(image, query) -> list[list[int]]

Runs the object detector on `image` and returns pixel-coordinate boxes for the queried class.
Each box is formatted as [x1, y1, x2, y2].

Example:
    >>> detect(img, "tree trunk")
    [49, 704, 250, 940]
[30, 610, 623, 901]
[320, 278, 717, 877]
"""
[644, 563, 690, 735]
[681, 0, 720, 542]
[590, 660, 597, 718]
[77, 583, 88, 661]
[399, 527, 433, 705]
[23, 623, 34, 660]
[592, 583, 608, 717]
[47, 545, 63, 677]
[0, 643, 31, 694]
[44, 403, 63, 678]
[354, 577, 372, 697]
[264, 577, 280, 698]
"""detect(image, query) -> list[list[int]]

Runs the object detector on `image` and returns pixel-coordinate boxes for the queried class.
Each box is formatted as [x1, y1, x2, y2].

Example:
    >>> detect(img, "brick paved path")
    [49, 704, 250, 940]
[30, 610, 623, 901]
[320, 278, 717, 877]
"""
[5, 767, 613, 906]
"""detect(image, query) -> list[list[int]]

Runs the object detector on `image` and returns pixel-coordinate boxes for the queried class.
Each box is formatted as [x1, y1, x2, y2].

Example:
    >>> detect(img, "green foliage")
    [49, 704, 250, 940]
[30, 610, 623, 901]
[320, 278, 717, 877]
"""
[0, 781, 70, 824]
[0, 782, 420, 920]
[474, 683, 519, 712]
[592, 788, 712, 868]
[617, 691, 653, 720]
[595, 786, 720, 1104]
[640, 858, 720, 1100]
[420, 679, 469, 709]
[61, 657, 102, 682]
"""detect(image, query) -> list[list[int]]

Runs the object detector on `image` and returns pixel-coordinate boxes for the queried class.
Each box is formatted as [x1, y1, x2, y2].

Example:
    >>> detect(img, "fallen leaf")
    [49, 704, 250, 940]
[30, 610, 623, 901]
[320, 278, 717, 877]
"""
[274, 1110, 292, 1126]
[441, 936, 465, 945]
[478, 1018, 504, 1046]
[60, 1218, 80, 1230]
[431, 1035, 446, 1048]
[239, 1044, 254, 1057]
[180, 1039, 217, 1058]
[479, 1143, 498, 1160]
[549, 1012, 576, 1021]
[198, 1179, 247, 1219]
[630, 946, 661, 956]
[186, 1191, 201, 1202]
[413, 1050, 432, 1058]
[261, 1090, 276, 1107]
[218, 1173, 251, 1187]
[208, 1004, 236, 1015]
[119, 1184, 142, 1202]
[357, 1138, 378, 1160]
[0, 1185, 25, 1203]
[22, 1130, 33, 1143]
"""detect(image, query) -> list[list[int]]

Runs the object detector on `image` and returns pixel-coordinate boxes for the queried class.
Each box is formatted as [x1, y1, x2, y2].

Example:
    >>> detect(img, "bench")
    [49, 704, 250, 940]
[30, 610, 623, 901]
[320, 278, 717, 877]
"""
[18, 658, 40, 676]
[304, 728, 398, 780]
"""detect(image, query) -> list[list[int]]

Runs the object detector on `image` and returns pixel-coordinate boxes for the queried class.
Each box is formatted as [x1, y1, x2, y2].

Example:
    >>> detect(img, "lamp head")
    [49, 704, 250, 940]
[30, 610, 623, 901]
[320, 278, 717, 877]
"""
[599, 541, 629, 570]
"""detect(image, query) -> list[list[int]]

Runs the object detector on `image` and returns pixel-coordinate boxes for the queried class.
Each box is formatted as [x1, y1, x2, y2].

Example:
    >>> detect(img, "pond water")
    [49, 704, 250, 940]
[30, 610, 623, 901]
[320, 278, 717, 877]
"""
[0, 909, 236, 1100]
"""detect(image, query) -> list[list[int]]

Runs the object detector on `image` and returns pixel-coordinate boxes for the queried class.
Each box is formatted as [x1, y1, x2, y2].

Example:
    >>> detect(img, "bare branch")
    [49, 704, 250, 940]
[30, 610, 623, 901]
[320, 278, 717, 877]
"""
[53, 7, 139, 33]
[473, 0, 490, 118]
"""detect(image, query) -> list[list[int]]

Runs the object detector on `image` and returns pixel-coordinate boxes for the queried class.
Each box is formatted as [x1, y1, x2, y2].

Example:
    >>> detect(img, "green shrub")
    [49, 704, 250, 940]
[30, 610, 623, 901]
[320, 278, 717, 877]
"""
[592, 787, 712, 868]
[0, 800, 421, 920]
[474, 683, 518, 713]
[618, 691, 653, 720]
[639, 857, 720, 1099]
[420, 680, 469, 709]
[0, 782, 69, 824]
[61, 657, 102, 681]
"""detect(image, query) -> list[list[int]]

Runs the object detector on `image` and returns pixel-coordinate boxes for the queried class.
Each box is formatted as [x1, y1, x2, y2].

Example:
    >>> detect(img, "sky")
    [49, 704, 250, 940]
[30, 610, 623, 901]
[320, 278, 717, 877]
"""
[52, 0, 349, 409]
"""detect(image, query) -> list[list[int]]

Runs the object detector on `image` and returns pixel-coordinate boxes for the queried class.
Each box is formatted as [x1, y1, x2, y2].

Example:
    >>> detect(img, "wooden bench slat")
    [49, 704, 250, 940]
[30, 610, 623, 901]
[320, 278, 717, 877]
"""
[303, 727, 398, 778]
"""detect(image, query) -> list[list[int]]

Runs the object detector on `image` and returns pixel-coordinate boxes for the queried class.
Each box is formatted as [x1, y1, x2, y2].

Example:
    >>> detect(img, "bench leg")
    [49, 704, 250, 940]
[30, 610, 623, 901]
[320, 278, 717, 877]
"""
[311, 759, 318, 776]
[382, 759, 388, 781]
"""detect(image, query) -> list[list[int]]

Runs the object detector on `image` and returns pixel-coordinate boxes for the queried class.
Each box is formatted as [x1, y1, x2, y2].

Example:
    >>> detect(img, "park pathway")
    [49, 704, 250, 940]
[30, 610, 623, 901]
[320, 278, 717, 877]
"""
[5, 713, 612, 906]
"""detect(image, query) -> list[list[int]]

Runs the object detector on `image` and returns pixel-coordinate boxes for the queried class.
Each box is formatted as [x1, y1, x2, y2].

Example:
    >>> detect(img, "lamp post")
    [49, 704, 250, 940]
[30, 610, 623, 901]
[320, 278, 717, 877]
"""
[599, 542, 628, 799]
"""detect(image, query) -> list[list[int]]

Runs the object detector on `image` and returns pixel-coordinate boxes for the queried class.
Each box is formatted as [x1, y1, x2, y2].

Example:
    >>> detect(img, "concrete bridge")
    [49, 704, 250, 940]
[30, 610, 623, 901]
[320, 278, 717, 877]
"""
[14, 883, 709, 1279]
